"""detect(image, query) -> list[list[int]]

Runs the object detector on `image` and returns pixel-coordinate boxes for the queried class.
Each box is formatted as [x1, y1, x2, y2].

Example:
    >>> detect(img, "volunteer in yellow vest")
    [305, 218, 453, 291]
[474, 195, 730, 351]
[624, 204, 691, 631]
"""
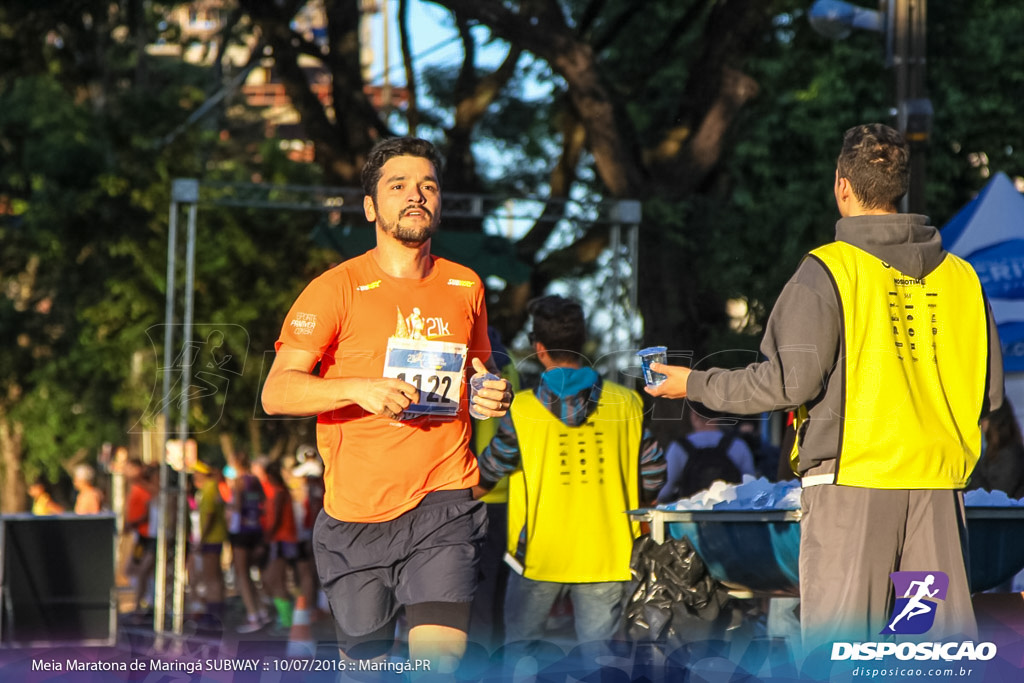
[476, 295, 665, 648]
[646, 124, 1004, 653]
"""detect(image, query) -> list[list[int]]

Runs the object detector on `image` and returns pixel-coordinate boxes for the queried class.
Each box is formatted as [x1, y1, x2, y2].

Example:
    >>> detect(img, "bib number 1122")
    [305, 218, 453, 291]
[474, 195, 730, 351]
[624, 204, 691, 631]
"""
[383, 337, 468, 418]
[396, 372, 453, 403]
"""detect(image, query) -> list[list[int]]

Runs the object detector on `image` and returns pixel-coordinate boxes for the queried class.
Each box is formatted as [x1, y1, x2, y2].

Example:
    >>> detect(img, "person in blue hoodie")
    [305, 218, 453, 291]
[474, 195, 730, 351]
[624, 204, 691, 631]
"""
[475, 295, 665, 650]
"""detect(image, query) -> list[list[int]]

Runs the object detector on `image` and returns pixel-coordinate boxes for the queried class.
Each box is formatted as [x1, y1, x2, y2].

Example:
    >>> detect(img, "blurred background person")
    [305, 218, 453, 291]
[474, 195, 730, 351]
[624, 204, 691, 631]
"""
[227, 450, 270, 633]
[737, 417, 782, 481]
[969, 398, 1024, 499]
[72, 463, 106, 514]
[192, 460, 228, 628]
[261, 459, 299, 632]
[29, 475, 65, 515]
[657, 402, 755, 502]
[124, 458, 157, 614]
[292, 444, 325, 619]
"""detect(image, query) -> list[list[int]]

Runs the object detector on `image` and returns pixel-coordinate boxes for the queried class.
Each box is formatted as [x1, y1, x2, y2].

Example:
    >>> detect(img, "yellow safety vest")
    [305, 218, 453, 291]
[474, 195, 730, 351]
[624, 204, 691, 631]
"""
[809, 242, 990, 488]
[506, 381, 643, 582]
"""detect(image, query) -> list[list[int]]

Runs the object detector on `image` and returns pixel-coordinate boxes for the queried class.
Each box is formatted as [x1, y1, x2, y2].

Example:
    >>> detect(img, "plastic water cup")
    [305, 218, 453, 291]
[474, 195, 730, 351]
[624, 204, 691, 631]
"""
[469, 372, 499, 419]
[637, 346, 668, 387]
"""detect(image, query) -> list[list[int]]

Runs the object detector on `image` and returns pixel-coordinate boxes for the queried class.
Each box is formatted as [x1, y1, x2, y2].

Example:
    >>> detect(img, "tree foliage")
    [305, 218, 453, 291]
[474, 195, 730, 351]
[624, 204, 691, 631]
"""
[3, 0, 1024, 509]
[0, 1, 328, 509]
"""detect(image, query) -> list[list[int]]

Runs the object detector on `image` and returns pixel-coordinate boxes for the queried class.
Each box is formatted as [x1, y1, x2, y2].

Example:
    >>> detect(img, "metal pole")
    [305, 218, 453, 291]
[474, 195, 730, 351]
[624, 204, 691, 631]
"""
[608, 223, 624, 384]
[611, 199, 642, 384]
[155, 191, 180, 643]
[158, 179, 199, 646]
[172, 201, 198, 640]
[906, 0, 928, 215]
[613, 199, 642, 318]
[627, 223, 639, 320]
[891, 0, 929, 214]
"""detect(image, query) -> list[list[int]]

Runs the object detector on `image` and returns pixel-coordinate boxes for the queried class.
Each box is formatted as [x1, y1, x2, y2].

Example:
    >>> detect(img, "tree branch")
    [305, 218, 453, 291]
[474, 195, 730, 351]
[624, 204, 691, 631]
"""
[429, 0, 645, 197]
[398, 0, 421, 135]
[577, 0, 611, 38]
[444, 8, 523, 192]
[534, 222, 610, 286]
[646, 0, 771, 194]
[644, 0, 710, 73]
[591, 0, 654, 53]
[211, 5, 246, 85]
[516, 101, 585, 261]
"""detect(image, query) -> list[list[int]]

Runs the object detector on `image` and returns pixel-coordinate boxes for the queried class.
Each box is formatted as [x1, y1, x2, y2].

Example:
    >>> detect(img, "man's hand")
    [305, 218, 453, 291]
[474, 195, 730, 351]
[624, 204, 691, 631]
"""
[643, 362, 691, 400]
[469, 357, 512, 417]
[356, 377, 420, 420]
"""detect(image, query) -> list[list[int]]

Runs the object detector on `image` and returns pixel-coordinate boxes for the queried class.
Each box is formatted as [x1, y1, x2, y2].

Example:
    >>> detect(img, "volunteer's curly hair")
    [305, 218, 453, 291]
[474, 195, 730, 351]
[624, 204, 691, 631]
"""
[836, 123, 910, 211]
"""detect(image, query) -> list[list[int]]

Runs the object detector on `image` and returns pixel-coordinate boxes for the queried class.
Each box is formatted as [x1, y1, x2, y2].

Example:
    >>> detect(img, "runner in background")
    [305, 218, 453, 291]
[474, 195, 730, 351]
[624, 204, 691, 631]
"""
[228, 450, 270, 633]
[292, 444, 325, 618]
[191, 460, 228, 628]
[72, 464, 106, 514]
[261, 459, 299, 631]
[29, 475, 65, 515]
[123, 458, 156, 614]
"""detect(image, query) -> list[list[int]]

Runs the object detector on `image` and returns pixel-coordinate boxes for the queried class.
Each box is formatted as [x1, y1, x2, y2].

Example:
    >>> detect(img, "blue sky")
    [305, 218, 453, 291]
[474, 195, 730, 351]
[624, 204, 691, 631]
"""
[364, 1, 506, 86]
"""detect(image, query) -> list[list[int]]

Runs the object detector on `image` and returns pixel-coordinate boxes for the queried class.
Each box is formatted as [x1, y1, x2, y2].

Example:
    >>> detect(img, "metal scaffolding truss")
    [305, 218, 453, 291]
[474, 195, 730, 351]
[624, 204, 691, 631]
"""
[184, 179, 640, 231]
[154, 177, 642, 643]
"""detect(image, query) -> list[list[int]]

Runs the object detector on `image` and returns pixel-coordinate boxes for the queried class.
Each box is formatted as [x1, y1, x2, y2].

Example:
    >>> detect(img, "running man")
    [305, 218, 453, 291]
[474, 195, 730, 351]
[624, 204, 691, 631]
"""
[262, 137, 511, 673]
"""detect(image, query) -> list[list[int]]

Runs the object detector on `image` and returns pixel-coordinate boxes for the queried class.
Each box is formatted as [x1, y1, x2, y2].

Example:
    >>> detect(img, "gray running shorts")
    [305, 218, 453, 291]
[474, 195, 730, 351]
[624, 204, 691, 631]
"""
[313, 489, 487, 639]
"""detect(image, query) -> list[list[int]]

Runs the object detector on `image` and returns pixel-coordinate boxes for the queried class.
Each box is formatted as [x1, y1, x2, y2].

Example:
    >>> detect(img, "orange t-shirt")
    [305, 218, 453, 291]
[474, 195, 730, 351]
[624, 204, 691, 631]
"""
[126, 483, 152, 538]
[275, 252, 491, 523]
[263, 481, 298, 543]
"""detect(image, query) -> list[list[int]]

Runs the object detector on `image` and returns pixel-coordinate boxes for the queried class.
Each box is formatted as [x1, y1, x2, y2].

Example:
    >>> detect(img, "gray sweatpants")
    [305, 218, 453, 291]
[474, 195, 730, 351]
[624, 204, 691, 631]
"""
[799, 485, 976, 654]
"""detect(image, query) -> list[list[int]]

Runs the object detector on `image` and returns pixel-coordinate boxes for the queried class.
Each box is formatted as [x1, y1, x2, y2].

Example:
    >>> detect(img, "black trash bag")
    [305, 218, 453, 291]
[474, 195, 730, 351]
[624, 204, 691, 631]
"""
[624, 535, 736, 647]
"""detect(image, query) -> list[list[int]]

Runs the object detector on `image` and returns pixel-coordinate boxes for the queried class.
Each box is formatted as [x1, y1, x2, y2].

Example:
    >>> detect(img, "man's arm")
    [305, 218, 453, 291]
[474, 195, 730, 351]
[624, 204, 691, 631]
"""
[474, 412, 523, 496]
[647, 259, 839, 415]
[984, 298, 1005, 415]
[638, 427, 666, 505]
[261, 345, 420, 418]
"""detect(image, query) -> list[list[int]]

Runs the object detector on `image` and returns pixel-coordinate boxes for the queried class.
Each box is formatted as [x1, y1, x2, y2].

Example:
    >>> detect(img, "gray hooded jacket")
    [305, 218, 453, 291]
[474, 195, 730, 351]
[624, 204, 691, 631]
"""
[687, 213, 1004, 478]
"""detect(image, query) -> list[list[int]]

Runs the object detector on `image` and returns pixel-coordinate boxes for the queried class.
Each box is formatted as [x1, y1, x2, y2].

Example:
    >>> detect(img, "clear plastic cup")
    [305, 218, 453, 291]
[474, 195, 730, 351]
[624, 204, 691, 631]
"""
[469, 372, 499, 419]
[636, 346, 668, 387]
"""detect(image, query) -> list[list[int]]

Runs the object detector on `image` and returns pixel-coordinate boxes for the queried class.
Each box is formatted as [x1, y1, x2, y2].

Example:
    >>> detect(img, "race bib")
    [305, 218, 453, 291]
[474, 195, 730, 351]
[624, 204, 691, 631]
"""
[383, 337, 468, 418]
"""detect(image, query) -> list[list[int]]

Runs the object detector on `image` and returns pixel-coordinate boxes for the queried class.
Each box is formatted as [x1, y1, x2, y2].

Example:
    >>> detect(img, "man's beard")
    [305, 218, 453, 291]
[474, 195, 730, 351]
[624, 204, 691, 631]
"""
[380, 207, 439, 245]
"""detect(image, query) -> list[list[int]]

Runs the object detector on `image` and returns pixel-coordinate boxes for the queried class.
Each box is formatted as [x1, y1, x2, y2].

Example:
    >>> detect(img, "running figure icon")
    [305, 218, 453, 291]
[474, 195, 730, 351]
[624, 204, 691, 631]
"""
[888, 574, 939, 632]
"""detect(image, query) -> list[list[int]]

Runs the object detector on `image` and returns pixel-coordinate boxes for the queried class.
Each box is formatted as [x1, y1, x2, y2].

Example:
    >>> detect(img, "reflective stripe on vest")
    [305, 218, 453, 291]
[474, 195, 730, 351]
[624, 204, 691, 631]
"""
[506, 382, 643, 582]
[809, 242, 989, 488]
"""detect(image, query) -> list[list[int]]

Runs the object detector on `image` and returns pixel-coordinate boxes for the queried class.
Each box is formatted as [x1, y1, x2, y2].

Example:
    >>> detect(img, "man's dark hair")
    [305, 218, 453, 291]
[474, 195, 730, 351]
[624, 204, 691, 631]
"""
[527, 295, 586, 362]
[361, 137, 444, 200]
[836, 123, 910, 211]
